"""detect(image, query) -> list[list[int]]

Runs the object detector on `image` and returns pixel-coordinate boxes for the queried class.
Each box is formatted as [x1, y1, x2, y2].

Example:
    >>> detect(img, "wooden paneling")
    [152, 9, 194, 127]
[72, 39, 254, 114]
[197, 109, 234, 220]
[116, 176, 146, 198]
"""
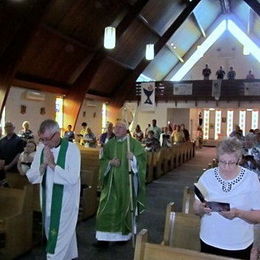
[88, 58, 130, 95]
[44, 0, 127, 49]
[140, 0, 185, 36]
[142, 47, 178, 80]
[17, 27, 91, 85]
[110, 19, 159, 68]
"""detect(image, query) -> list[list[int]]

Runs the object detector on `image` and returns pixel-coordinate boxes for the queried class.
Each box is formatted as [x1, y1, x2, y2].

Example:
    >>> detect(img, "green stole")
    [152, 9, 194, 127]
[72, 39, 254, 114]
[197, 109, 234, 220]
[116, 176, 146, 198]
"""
[41, 138, 69, 254]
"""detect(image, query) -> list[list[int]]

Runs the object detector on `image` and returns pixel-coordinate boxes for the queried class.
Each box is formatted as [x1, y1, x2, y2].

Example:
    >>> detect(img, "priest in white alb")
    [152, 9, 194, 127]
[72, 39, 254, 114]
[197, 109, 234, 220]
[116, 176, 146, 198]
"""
[26, 119, 81, 259]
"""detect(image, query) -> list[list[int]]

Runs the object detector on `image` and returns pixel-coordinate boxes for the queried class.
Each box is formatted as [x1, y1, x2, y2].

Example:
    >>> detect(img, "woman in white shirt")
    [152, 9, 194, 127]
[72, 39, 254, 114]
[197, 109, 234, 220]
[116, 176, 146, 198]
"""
[193, 137, 260, 259]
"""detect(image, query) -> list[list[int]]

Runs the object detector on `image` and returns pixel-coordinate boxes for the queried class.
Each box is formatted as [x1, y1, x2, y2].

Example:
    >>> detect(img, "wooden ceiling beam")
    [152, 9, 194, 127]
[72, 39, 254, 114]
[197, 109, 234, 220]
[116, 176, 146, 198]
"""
[243, 0, 260, 16]
[113, 0, 201, 107]
[137, 15, 161, 38]
[0, 0, 53, 117]
[63, 0, 149, 128]
[192, 13, 206, 37]
[40, 24, 90, 50]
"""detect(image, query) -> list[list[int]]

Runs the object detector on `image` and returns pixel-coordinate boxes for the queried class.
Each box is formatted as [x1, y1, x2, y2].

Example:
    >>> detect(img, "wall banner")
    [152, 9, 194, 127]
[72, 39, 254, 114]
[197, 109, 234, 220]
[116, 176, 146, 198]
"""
[173, 83, 193, 95]
[140, 82, 155, 111]
[212, 80, 222, 100]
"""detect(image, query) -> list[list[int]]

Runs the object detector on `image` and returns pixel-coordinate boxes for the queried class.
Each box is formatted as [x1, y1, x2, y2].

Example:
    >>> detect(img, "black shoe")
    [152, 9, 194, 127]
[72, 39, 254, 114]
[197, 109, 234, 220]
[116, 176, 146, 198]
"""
[92, 241, 109, 249]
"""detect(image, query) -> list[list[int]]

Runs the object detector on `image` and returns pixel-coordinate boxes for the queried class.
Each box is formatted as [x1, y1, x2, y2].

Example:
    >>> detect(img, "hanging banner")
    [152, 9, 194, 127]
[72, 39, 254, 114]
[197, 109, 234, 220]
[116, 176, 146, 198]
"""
[140, 82, 155, 111]
[244, 82, 260, 96]
[173, 83, 193, 95]
[212, 80, 222, 100]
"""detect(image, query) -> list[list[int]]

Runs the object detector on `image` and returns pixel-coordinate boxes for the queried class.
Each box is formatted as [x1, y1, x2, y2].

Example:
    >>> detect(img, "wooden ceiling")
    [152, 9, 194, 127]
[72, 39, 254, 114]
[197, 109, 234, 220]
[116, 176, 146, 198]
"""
[0, 0, 259, 112]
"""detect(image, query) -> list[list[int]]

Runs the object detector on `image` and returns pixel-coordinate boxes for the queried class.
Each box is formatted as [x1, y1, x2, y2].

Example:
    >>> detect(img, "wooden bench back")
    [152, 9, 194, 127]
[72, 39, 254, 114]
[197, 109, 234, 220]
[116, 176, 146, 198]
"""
[0, 186, 32, 219]
[182, 186, 195, 214]
[163, 202, 200, 251]
[135, 229, 236, 260]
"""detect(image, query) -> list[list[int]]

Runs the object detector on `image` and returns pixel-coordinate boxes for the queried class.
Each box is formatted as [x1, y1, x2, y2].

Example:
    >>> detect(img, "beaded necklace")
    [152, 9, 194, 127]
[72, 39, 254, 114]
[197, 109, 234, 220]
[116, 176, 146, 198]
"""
[214, 167, 245, 192]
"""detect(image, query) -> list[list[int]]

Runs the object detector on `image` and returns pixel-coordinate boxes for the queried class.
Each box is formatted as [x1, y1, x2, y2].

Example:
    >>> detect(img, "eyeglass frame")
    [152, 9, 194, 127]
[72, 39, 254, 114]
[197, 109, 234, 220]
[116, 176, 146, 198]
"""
[39, 131, 58, 143]
[218, 160, 239, 167]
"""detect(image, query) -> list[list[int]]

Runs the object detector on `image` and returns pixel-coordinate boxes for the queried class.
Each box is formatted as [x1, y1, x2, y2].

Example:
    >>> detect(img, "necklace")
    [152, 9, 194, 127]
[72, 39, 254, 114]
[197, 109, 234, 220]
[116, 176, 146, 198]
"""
[214, 168, 245, 192]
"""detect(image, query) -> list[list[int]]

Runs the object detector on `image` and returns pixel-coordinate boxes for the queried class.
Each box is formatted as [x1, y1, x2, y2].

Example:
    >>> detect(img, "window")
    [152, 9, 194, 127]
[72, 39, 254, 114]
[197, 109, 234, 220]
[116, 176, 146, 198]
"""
[55, 97, 63, 130]
[252, 111, 259, 130]
[215, 111, 221, 140]
[227, 111, 233, 137]
[203, 110, 209, 140]
[239, 111, 246, 136]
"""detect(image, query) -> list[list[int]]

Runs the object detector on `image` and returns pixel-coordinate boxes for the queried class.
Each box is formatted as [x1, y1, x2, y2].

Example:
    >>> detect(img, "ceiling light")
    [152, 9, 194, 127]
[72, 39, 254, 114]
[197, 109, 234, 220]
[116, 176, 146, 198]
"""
[145, 44, 154, 60]
[104, 26, 116, 49]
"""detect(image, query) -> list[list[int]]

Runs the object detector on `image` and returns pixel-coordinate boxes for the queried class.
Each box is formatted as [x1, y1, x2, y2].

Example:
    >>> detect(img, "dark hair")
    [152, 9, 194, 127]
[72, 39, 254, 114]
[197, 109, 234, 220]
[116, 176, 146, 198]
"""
[81, 122, 87, 127]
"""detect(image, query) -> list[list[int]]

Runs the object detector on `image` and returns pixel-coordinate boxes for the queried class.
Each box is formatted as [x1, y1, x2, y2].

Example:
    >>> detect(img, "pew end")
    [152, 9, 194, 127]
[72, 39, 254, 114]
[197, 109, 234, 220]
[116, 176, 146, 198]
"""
[162, 202, 200, 251]
[182, 186, 195, 214]
[0, 185, 33, 259]
[135, 229, 236, 260]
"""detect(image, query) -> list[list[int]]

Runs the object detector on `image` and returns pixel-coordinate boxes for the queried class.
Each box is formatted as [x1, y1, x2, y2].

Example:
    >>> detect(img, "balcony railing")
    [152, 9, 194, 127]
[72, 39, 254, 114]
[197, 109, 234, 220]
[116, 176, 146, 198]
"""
[127, 79, 260, 102]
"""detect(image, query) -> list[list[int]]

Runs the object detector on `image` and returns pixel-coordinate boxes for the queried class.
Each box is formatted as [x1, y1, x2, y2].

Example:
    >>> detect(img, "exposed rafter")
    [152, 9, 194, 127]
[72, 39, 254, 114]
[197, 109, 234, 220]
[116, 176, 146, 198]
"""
[243, 0, 260, 16]
[63, 0, 150, 128]
[219, 0, 231, 13]
[0, 0, 53, 116]
[192, 13, 206, 37]
[113, 0, 201, 107]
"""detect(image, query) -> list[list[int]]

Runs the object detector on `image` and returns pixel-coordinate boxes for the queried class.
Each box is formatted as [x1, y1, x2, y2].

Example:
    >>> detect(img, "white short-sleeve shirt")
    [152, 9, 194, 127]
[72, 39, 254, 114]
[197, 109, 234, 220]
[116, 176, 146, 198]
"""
[199, 167, 260, 250]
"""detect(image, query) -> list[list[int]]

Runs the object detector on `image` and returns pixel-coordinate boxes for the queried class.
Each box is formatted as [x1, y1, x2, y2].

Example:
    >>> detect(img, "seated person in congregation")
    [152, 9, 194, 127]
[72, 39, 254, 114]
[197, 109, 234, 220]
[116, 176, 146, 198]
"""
[99, 122, 115, 147]
[17, 140, 36, 175]
[193, 137, 260, 260]
[18, 120, 34, 141]
[144, 130, 161, 152]
[78, 122, 88, 145]
[84, 127, 97, 148]
[133, 124, 144, 143]
[0, 122, 25, 185]
[64, 124, 75, 142]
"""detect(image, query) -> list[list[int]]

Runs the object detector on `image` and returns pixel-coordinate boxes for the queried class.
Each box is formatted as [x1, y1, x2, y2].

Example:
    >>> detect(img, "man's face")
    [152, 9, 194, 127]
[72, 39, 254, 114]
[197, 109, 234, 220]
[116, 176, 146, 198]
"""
[39, 129, 60, 148]
[114, 123, 127, 138]
[5, 123, 15, 135]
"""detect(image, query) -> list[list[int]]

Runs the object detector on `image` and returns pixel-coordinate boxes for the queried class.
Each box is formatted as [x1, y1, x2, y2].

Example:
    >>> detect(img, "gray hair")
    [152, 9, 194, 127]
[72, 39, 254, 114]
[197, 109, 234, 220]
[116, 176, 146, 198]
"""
[38, 119, 60, 134]
[217, 137, 243, 159]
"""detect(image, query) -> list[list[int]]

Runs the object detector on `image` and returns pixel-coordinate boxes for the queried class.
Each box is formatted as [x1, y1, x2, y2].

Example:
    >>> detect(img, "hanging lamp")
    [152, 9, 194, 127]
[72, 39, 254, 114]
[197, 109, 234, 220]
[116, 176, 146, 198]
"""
[104, 26, 116, 49]
[145, 44, 154, 60]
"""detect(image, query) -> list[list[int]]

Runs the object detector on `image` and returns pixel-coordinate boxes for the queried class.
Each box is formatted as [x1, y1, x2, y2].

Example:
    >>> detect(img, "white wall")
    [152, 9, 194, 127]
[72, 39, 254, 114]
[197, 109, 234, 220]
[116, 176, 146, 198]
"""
[167, 108, 190, 128]
[74, 99, 102, 137]
[126, 100, 260, 139]
[167, 31, 260, 81]
[5, 86, 56, 136]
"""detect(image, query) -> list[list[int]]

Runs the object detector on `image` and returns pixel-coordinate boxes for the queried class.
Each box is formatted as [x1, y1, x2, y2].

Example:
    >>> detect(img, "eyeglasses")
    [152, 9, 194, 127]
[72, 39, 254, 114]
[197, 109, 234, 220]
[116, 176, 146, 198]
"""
[218, 160, 239, 167]
[39, 132, 57, 142]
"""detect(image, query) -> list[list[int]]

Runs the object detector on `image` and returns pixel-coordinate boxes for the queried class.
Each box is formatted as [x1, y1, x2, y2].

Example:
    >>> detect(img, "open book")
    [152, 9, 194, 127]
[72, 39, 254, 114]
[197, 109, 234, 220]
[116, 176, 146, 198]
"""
[194, 182, 230, 212]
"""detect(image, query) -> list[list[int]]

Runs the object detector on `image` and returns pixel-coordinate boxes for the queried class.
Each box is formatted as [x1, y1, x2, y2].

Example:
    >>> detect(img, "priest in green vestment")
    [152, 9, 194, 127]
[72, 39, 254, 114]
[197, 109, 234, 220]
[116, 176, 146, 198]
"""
[95, 120, 146, 245]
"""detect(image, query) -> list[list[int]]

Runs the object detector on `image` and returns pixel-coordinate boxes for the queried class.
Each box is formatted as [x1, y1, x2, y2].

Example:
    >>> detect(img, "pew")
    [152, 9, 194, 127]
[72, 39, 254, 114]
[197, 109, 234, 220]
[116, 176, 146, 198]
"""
[79, 148, 100, 219]
[162, 202, 200, 251]
[134, 229, 235, 260]
[0, 186, 33, 259]
[182, 186, 195, 214]
[146, 152, 154, 183]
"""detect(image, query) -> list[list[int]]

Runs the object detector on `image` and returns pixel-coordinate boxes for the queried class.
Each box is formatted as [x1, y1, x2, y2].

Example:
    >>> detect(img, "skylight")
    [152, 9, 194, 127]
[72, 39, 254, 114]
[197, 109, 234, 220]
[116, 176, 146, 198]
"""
[170, 18, 260, 81]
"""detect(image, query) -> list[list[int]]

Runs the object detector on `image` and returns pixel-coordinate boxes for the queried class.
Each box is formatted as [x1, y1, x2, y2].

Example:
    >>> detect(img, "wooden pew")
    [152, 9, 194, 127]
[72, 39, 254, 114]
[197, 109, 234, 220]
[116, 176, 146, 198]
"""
[146, 152, 154, 183]
[162, 202, 200, 251]
[79, 148, 100, 219]
[134, 229, 235, 260]
[182, 186, 195, 214]
[0, 186, 33, 260]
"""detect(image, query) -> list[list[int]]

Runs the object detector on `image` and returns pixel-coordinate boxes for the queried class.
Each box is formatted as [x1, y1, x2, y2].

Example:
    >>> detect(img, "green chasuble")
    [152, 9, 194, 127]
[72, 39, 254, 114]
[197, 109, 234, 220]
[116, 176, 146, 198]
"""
[96, 136, 146, 235]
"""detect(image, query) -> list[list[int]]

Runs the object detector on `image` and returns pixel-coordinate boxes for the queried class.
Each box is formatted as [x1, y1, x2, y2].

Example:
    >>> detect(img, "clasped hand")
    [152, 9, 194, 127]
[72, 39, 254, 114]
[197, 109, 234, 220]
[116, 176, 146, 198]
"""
[110, 158, 120, 167]
[43, 147, 56, 169]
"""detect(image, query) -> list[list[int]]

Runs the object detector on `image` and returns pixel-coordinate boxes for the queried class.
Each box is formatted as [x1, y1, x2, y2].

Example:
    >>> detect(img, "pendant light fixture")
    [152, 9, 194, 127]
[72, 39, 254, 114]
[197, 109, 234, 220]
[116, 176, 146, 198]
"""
[145, 44, 154, 60]
[104, 26, 116, 49]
